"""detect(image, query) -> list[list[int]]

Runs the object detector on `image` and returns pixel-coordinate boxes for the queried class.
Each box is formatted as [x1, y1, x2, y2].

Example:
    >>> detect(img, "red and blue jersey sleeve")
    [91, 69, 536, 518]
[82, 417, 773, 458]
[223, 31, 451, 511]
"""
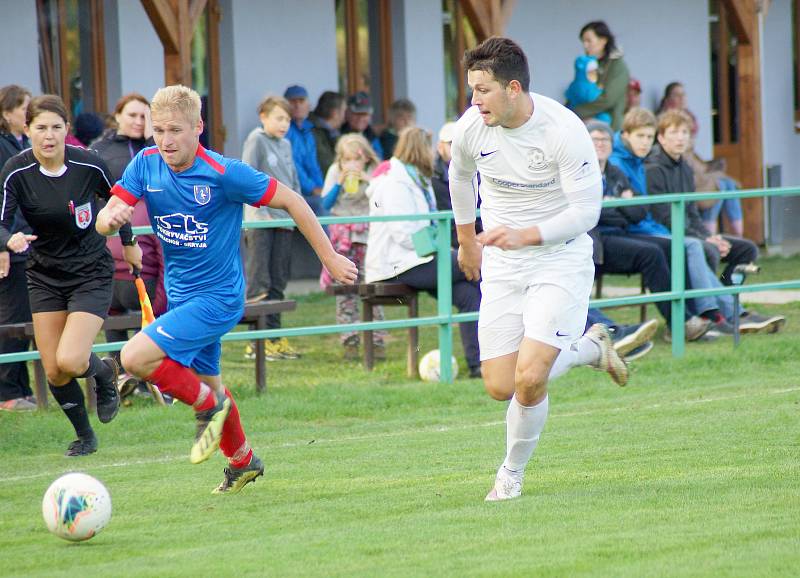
[222, 158, 277, 207]
[110, 149, 149, 206]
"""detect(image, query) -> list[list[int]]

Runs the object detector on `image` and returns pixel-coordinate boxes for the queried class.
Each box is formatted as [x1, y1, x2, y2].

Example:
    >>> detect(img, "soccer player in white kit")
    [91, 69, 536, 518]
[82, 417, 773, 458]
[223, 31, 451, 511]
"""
[449, 37, 628, 501]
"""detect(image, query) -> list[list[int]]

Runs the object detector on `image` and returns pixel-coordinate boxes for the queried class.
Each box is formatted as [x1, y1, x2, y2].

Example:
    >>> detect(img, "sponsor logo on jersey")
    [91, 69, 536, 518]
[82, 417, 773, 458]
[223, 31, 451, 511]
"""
[527, 147, 549, 171]
[154, 213, 209, 248]
[74, 202, 92, 229]
[480, 149, 498, 157]
[146, 184, 163, 192]
[194, 185, 212, 205]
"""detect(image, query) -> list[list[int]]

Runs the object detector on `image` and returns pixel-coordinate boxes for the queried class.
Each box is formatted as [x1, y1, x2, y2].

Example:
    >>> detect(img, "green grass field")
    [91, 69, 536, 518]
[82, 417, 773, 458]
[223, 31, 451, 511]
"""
[1, 292, 799, 577]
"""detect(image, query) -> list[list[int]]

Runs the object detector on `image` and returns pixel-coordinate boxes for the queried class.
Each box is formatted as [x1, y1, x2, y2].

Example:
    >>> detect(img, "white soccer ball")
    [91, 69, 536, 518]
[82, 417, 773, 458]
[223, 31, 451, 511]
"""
[418, 349, 459, 382]
[42, 473, 112, 542]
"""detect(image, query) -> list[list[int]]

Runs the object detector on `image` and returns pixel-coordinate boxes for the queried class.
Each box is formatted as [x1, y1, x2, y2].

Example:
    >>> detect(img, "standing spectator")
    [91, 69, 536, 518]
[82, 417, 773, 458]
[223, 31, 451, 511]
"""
[73, 112, 105, 147]
[92, 93, 165, 396]
[284, 85, 325, 217]
[365, 127, 482, 378]
[309, 91, 346, 176]
[1, 95, 140, 454]
[378, 98, 416, 160]
[0, 84, 35, 411]
[572, 21, 629, 131]
[657, 82, 698, 136]
[320, 134, 387, 360]
[242, 96, 301, 360]
[565, 55, 611, 124]
[342, 91, 383, 159]
[626, 78, 642, 112]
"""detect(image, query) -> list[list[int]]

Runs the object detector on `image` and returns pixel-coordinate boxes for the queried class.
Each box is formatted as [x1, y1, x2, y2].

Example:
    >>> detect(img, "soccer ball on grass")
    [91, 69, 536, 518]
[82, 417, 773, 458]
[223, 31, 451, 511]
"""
[418, 349, 459, 382]
[42, 472, 112, 541]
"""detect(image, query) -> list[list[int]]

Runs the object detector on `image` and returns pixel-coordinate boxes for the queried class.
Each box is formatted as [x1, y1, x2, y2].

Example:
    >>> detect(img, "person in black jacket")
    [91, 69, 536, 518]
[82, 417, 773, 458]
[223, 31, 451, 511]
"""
[0, 84, 35, 411]
[646, 109, 785, 334]
[0, 95, 141, 454]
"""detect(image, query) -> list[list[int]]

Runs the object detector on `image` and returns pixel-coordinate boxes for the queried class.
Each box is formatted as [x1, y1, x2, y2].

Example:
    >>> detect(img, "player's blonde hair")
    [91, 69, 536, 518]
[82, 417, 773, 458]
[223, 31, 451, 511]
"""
[151, 85, 201, 125]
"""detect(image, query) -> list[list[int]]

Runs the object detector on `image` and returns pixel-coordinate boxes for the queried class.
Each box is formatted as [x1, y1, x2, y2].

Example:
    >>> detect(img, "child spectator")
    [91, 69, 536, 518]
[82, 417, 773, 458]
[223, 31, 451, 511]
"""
[565, 55, 612, 125]
[319, 134, 387, 360]
[241, 96, 301, 360]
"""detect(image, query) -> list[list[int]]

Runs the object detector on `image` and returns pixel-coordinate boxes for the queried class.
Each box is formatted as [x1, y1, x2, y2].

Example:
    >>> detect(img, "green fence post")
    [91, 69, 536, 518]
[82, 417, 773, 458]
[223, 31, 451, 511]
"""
[670, 200, 686, 357]
[436, 215, 454, 382]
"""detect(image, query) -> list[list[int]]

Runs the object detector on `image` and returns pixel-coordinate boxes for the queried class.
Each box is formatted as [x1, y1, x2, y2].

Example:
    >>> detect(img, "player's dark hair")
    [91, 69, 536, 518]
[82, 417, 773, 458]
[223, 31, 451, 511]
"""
[579, 21, 617, 60]
[114, 93, 150, 116]
[0, 84, 32, 133]
[314, 91, 345, 121]
[463, 37, 530, 92]
[26, 95, 70, 126]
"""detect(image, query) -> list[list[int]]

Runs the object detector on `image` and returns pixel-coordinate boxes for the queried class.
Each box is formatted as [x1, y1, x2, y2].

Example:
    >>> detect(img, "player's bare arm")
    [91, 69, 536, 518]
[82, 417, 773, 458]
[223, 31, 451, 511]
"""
[270, 182, 358, 284]
[96, 195, 135, 236]
[456, 223, 483, 281]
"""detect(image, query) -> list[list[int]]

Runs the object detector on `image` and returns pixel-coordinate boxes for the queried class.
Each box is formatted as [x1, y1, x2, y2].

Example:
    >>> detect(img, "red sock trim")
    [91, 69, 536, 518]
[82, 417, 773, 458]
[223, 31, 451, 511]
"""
[146, 359, 201, 406]
[219, 387, 250, 465]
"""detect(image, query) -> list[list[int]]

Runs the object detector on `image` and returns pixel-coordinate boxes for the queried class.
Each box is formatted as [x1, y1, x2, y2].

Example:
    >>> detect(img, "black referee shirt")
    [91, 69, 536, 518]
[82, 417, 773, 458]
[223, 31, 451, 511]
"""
[0, 145, 130, 272]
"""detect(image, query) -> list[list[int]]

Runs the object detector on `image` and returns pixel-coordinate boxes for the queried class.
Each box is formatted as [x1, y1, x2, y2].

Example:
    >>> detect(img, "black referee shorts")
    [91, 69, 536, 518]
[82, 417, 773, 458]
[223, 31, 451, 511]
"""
[27, 259, 114, 319]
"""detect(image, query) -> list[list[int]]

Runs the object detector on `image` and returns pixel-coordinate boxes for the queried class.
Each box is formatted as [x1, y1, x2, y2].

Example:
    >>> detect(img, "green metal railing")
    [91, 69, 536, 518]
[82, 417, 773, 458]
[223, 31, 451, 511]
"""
[1, 186, 799, 383]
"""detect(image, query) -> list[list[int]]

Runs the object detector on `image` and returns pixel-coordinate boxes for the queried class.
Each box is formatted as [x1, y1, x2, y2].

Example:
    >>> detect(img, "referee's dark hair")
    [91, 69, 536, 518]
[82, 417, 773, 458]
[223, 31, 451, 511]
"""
[26, 94, 69, 126]
[313, 91, 345, 121]
[0, 84, 32, 132]
[463, 37, 530, 92]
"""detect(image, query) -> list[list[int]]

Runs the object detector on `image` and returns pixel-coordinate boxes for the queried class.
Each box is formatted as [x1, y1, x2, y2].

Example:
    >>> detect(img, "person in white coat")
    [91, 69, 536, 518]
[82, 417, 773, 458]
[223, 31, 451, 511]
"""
[365, 127, 481, 377]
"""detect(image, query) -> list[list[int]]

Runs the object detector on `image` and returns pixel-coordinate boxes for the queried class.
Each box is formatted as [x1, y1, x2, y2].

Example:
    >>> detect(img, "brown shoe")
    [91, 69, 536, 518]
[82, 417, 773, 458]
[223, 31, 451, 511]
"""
[685, 316, 713, 341]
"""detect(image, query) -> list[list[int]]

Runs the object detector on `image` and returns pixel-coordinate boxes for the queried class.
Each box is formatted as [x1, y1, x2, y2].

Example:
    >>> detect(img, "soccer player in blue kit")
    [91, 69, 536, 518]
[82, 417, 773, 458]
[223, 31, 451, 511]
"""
[97, 85, 357, 493]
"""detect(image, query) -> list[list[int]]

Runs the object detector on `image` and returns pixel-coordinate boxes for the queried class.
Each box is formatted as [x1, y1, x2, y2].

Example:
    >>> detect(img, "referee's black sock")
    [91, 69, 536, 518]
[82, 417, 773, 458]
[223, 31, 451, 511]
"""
[49, 380, 93, 438]
[79, 353, 113, 384]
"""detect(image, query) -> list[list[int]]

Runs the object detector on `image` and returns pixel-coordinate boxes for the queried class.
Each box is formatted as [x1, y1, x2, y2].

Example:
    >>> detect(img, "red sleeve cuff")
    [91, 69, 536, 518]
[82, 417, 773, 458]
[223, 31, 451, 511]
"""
[253, 178, 279, 207]
[111, 184, 139, 206]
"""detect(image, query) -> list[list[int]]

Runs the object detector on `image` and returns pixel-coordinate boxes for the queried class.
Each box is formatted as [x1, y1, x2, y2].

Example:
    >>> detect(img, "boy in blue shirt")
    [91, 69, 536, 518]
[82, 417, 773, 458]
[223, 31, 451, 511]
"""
[97, 85, 357, 494]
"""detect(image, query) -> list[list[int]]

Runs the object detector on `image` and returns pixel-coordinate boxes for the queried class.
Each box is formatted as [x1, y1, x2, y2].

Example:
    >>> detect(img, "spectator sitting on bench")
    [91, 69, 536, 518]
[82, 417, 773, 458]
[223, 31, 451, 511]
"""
[646, 109, 786, 334]
[320, 133, 388, 360]
[365, 127, 481, 378]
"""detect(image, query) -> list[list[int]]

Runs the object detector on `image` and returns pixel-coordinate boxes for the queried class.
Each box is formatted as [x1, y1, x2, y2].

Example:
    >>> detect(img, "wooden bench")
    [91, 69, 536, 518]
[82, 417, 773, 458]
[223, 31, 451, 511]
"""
[326, 283, 420, 378]
[0, 299, 296, 409]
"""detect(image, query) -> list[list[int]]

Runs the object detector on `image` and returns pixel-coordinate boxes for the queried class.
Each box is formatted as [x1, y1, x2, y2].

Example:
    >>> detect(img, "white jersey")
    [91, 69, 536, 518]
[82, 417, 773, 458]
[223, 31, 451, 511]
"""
[449, 92, 602, 257]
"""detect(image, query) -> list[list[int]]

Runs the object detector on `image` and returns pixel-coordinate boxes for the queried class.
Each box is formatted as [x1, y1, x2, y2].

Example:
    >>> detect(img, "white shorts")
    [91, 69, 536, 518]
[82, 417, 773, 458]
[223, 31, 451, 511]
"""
[478, 235, 595, 360]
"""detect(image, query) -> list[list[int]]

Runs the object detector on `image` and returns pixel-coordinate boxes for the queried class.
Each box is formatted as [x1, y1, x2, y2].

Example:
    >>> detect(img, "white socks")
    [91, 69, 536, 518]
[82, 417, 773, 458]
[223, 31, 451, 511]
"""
[548, 336, 600, 380]
[502, 394, 549, 473]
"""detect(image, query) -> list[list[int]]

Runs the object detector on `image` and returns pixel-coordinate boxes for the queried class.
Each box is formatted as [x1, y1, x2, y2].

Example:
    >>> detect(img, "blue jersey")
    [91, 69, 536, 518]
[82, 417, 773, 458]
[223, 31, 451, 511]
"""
[112, 145, 276, 303]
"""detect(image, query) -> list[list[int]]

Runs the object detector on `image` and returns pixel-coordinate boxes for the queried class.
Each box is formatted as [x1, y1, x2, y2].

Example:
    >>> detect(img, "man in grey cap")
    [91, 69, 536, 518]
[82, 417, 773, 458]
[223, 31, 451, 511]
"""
[341, 91, 383, 158]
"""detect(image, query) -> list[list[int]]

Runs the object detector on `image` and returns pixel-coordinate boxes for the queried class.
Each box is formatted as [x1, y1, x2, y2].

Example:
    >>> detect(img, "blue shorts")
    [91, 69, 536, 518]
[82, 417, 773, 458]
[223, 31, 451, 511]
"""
[143, 294, 244, 376]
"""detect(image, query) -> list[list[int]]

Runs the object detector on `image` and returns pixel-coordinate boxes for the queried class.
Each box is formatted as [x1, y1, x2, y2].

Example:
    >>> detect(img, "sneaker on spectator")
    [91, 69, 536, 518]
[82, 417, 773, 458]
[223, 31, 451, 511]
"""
[343, 342, 360, 360]
[623, 341, 654, 363]
[664, 323, 718, 343]
[685, 316, 713, 341]
[263, 340, 284, 361]
[611, 319, 658, 358]
[245, 292, 268, 304]
[274, 337, 300, 359]
[0, 397, 37, 411]
[705, 318, 735, 337]
[739, 311, 786, 334]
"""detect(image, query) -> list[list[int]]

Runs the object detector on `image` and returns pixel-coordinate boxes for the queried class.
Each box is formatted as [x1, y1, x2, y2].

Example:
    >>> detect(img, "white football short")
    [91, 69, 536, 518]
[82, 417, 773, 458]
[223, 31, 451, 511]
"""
[478, 234, 594, 360]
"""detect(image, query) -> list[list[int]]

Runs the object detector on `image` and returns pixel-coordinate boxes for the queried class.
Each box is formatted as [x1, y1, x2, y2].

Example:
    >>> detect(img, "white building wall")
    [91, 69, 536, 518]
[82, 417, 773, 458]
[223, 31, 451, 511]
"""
[762, 0, 800, 243]
[0, 0, 42, 94]
[506, 0, 713, 158]
[393, 0, 447, 134]
[220, 0, 338, 158]
[116, 0, 164, 104]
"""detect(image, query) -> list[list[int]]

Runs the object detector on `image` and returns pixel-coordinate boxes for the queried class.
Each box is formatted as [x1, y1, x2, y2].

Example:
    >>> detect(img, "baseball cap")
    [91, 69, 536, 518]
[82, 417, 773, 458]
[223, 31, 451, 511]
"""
[347, 91, 373, 114]
[628, 78, 642, 93]
[284, 85, 309, 100]
[438, 122, 456, 143]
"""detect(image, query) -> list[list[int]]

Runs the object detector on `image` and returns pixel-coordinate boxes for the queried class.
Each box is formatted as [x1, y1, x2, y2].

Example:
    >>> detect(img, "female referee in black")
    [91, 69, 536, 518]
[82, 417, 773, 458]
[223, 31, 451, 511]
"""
[0, 95, 142, 456]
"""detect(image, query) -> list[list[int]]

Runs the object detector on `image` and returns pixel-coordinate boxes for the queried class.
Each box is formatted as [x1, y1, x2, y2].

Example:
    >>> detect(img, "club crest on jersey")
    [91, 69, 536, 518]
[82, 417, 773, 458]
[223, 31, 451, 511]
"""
[74, 202, 92, 229]
[527, 147, 549, 171]
[193, 185, 211, 205]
